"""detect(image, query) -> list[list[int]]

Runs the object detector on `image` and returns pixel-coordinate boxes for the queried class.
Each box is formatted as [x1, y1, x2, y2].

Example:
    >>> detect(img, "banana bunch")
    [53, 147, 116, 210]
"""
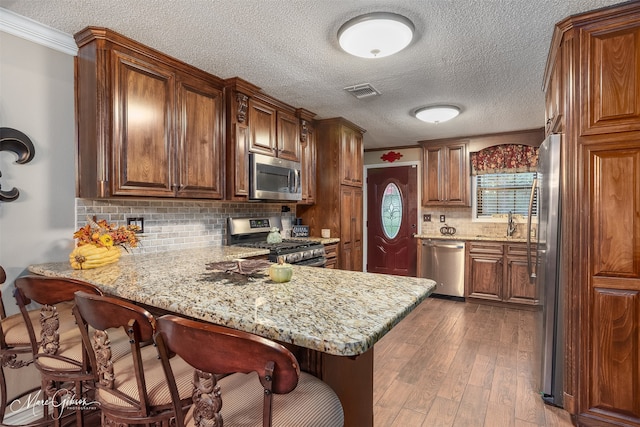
[69, 244, 121, 270]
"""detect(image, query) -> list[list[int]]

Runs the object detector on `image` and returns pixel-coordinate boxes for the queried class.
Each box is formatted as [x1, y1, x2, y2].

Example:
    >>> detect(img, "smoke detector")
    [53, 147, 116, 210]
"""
[344, 83, 381, 99]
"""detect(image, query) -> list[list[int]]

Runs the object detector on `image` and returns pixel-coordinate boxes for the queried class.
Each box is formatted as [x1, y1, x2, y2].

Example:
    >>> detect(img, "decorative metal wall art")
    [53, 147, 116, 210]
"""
[0, 127, 36, 202]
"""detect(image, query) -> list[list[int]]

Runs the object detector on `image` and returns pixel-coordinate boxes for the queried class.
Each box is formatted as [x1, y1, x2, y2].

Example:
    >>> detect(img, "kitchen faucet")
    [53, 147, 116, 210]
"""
[507, 211, 517, 237]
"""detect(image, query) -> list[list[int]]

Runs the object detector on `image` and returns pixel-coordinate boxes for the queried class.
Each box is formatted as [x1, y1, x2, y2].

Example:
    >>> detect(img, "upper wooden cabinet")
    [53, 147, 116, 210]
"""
[298, 109, 317, 204]
[248, 99, 277, 157]
[74, 27, 225, 199]
[420, 142, 469, 206]
[225, 78, 305, 200]
[339, 125, 364, 186]
[246, 95, 300, 162]
[581, 16, 640, 135]
[544, 45, 564, 135]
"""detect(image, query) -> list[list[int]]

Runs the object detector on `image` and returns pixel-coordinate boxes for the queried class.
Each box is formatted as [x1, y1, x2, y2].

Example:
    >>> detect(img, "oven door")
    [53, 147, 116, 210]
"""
[249, 153, 302, 201]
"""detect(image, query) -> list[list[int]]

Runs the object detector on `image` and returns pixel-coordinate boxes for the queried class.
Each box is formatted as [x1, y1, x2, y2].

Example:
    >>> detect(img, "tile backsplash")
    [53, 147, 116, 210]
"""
[76, 199, 296, 254]
[420, 206, 537, 238]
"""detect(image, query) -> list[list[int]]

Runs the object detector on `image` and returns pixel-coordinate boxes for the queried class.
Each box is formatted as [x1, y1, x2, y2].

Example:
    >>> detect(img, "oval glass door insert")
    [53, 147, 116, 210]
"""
[381, 183, 402, 239]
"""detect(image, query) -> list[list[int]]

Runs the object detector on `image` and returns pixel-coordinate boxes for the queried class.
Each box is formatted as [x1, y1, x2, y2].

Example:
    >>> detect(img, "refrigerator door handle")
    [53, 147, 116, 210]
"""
[527, 178, 538, 283]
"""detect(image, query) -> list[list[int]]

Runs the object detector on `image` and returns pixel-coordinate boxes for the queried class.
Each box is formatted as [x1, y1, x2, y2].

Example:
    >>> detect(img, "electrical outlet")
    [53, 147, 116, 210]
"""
[440, 215, 446, 222]
[423, 214, 431, 222]
[127, 217, 144, 233]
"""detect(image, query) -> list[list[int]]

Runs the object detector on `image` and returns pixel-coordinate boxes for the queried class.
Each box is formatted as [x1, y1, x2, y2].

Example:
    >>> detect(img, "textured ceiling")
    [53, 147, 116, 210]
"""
[0, 0, 626, 149]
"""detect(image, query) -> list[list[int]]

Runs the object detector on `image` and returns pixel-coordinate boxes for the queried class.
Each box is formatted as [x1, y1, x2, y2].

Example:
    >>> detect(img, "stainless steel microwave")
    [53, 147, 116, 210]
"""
[249, 153, 302, 201]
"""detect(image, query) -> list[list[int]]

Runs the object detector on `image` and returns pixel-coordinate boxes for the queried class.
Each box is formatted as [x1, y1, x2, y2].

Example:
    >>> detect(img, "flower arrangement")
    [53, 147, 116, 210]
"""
[73, 218, 141, 250]
[69, 218, 141, 269]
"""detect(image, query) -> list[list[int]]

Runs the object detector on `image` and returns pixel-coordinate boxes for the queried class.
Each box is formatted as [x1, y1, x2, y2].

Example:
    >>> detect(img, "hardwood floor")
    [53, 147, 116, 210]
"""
[373, 297, 573, 427]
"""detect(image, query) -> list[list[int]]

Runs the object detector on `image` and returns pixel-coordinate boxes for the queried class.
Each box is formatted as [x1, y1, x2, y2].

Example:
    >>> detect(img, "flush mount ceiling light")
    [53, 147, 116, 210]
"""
[338, 12, 415, 58]
[414, 106, 461, 124]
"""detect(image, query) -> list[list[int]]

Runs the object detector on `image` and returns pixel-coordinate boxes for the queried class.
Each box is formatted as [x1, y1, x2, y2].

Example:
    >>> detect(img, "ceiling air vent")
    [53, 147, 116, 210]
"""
[344, 83, 381, 99]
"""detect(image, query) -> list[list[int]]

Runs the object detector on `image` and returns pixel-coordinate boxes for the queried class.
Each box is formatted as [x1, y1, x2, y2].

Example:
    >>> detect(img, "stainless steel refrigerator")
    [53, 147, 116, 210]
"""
[527, 133, 563, 407]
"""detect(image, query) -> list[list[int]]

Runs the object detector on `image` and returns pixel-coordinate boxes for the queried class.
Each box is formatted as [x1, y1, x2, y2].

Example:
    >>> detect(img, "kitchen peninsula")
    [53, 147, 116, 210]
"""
[29, 247, 436, 426]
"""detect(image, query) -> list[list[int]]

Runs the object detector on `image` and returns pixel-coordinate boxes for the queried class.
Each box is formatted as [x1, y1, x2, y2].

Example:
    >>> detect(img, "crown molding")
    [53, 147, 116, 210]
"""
[0, 7, 77, 56]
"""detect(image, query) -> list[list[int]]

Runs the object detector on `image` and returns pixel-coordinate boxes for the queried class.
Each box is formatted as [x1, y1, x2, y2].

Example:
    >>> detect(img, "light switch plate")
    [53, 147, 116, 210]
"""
[423, 214, 431, 222]
[440, 215, 446, 222]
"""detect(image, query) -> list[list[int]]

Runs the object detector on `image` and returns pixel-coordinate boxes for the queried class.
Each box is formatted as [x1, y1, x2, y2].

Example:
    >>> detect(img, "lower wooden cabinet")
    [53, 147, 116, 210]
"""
[323, 242, 338, 269]
[466, 241, 539, 306]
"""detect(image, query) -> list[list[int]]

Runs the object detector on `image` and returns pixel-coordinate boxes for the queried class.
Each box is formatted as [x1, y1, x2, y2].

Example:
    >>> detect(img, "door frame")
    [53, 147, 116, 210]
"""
[364, 160, 421, 272]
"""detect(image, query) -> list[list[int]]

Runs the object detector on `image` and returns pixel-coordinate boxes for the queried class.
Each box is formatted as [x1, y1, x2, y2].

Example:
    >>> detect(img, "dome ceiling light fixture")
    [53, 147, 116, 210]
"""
[338, 12, 415, 58]
[414, 105, 461, 124]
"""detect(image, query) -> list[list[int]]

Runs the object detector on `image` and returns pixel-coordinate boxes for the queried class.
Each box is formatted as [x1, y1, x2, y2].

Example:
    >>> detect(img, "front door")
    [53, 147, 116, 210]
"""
[367, 165, 418, 276]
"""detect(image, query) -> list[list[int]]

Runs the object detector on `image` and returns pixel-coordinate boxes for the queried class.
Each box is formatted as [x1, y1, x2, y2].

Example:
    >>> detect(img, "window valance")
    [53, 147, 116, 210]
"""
[470, 144, 538, 175]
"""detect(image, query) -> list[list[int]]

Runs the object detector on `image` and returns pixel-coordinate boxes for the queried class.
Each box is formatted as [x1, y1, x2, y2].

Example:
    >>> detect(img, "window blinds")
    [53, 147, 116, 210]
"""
[475, 172, 537, 217]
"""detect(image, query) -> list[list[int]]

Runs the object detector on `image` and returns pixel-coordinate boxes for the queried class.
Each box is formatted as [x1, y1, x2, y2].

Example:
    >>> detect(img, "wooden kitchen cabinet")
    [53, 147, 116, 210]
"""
[544, 3, 640, 425]
[340, 125, 364, 187]
[248, 98, 301, 162]
[248, 98, 277, 158]
[323, 242, 338, 269]
[298, 109, 317, 204]
[74, 27, 224, 199]
[466, 242, 503, 301]
[297, 117, 366, 271]
[504, 244, 537, 304]
[340, 187, 363, 271]
[419, 141, 470, 206]
[224, 78, 305, 200]
[466, 241, 538, 306]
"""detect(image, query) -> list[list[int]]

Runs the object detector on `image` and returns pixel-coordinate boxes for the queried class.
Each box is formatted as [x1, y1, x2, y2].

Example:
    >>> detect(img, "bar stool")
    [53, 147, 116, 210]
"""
[72, 291, 194, 426]
[0, 267, 59, 425]
[13, 275, 109, 426]
[155, 314, 344, 427]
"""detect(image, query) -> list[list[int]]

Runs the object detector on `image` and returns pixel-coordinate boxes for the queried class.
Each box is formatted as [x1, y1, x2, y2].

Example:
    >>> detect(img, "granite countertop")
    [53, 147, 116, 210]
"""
[414, 234, 528, 243]
[29, 246, 435, 357]
[290, 236, 341, 245]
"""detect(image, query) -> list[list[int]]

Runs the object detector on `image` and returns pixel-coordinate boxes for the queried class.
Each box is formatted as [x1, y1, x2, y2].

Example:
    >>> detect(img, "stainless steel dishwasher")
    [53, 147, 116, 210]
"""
[419, 239, 465, 298]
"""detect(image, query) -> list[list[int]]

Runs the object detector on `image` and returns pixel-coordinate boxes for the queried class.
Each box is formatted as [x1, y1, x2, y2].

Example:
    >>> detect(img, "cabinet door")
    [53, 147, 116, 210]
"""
[338, 127, 358, 186]
[339, 187, 363, 271]
[467, 254, 503, 300]
[111, 50, 175, 197]
[300, 125, 316, 204]
[582, 21, 640, 135]
[339, 127, 354, 185]
[585, 144, 640, 422]
[340, 187, 353, 270]
[422, 143, 469, 206]
[445, 144, 469, 205]
[229, 123, 250, 198]
[545, 52, 564, 135]
[249, 99, 277, 156]
[422, 146, 443, 205]
[505, 257, 538, 304]
[175, 75, 224, 199]
[352, 188, 363, 271]
[277, 110, 300, 161]
[351, 132, 364, 186]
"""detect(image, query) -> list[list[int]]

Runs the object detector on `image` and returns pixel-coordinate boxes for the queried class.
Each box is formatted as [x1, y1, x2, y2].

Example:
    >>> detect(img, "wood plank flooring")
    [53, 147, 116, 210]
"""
[373, 297, 573, 427]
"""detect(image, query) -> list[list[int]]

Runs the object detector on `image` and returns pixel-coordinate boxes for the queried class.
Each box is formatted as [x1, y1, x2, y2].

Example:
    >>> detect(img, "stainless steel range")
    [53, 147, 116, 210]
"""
[227, 217, 326, 267]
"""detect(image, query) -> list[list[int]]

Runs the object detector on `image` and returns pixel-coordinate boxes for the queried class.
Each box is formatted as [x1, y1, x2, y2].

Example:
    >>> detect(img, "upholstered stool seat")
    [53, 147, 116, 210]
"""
[155, 314, 345, 427]
[183, 371, 345, 427]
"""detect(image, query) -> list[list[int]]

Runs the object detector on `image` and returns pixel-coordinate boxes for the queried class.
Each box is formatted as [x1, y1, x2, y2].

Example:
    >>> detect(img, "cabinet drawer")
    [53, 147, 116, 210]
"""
[468, 242, 503, 255]
[506, 243, 528, 257]
[324, 243, 338, 259]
